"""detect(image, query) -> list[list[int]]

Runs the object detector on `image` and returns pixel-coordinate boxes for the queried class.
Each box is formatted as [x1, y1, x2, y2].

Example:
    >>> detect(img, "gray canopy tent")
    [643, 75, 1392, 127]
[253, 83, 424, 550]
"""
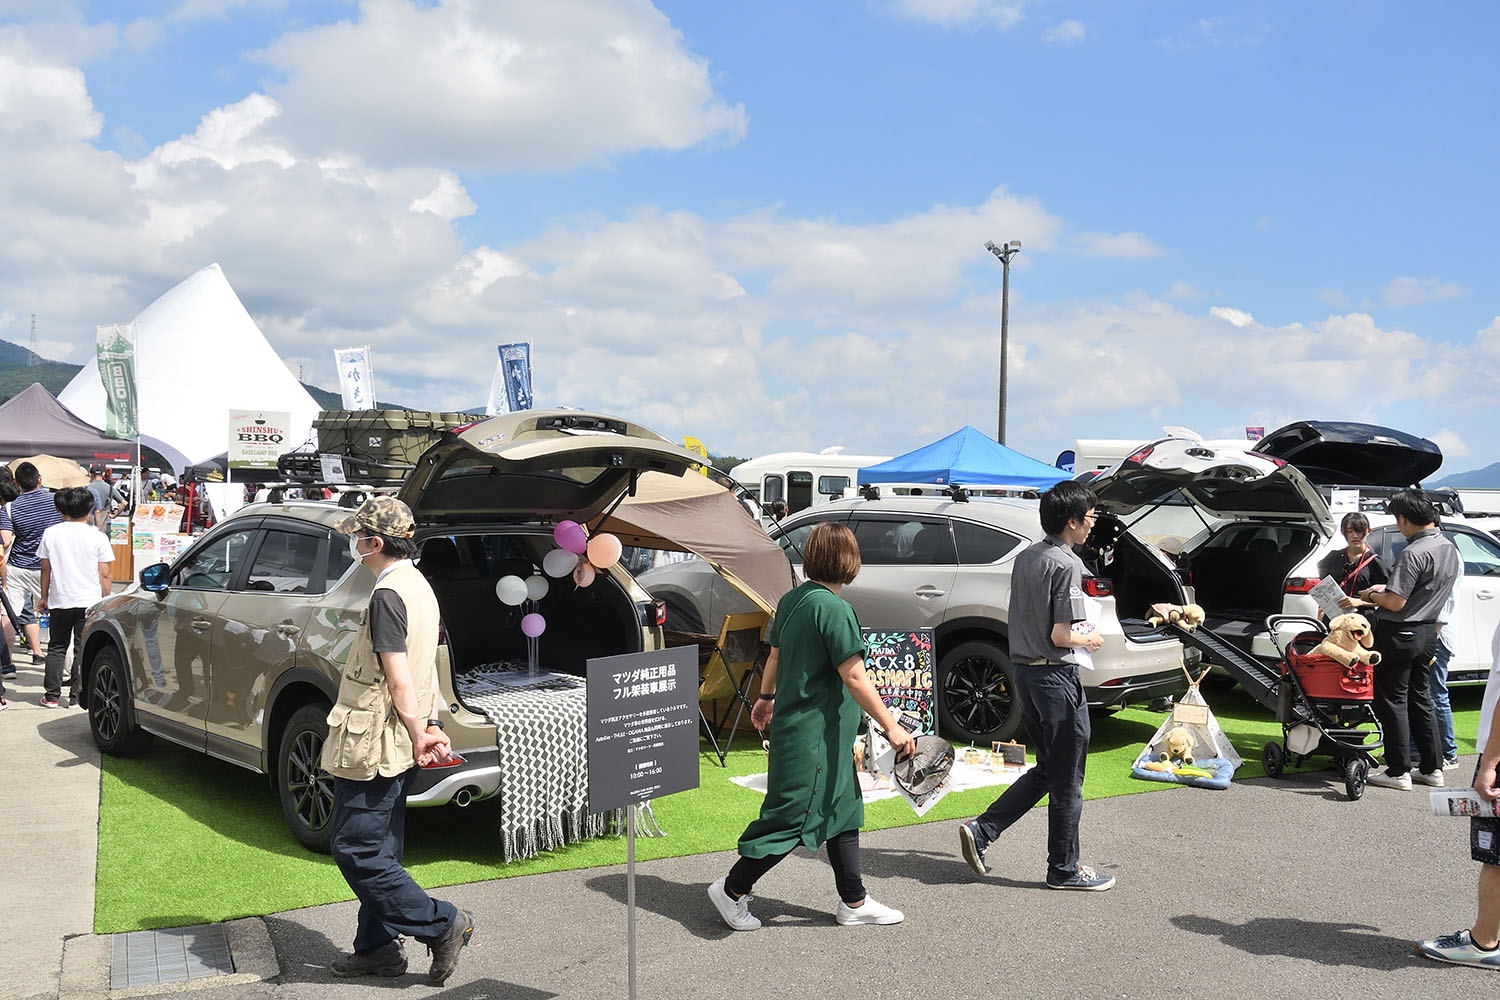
[0, 383, 133, 466]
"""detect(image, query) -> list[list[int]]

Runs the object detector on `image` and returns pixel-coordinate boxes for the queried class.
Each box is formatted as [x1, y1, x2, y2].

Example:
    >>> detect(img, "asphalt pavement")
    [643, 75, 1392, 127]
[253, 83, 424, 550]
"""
[3, 651, 1491, 999]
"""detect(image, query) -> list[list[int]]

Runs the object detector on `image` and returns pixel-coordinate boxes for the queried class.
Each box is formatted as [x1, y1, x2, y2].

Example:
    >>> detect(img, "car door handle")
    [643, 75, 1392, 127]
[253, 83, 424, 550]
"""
[189, 618, 212, 633]
[1478, 590, 1495, 600]
[914, 586, 946, 599]
[276, 623, 301, 636]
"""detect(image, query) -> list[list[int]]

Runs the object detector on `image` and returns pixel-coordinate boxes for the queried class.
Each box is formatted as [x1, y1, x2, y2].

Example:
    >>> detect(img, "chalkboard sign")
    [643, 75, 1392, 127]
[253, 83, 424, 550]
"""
[861, 628, 936, 735]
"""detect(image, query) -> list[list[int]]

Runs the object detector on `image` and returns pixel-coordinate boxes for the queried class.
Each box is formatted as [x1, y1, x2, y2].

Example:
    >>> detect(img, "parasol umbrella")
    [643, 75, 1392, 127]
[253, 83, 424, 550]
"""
[7, 454, 89, 489]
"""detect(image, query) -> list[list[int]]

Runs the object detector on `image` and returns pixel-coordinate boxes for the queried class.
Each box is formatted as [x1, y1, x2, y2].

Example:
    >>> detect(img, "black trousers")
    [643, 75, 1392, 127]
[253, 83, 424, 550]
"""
[974, 662, 1089, 882]
[331, 770, 457, 953]
[1371, 619, 1441, 777]
[726, 828, 865, 904]
[44, 606, 86, 702]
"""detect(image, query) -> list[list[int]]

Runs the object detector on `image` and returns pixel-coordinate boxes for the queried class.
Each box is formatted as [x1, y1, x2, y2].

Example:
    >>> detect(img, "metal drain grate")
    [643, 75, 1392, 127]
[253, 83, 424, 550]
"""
[109, 923, 235, 990]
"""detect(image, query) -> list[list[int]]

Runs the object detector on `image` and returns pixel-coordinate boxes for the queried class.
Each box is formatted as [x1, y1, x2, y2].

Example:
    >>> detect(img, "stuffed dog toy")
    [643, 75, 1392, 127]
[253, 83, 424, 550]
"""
[1147, 602, 1206, 631]
[1312, 613, 1382, 668]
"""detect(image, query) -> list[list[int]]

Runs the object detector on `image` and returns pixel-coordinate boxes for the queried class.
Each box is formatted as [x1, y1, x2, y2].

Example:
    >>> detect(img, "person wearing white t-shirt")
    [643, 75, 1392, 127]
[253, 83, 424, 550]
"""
[37, 487, 114, 708]
[1418, 620, 1500, 969]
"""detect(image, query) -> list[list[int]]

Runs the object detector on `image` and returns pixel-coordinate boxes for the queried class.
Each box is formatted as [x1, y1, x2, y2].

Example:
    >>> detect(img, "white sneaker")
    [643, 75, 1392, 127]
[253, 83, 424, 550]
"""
[707, 877, 760, 931]
[1414, 769, 1446, 787]
[1366, 770, 1413, 790]
[835, 896, 904, 926]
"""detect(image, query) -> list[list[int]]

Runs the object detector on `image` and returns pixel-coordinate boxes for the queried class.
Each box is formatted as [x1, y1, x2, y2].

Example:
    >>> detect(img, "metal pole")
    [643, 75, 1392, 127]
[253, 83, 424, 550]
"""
[999, 255, 1010, 446]
[626, 802, 636, 1000]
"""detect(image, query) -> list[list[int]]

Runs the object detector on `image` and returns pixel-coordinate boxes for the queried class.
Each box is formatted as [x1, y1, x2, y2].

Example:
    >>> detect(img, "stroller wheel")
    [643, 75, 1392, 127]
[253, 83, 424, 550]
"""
[1262, 741, 1285, 778]
[1343, 758, 1368, 800]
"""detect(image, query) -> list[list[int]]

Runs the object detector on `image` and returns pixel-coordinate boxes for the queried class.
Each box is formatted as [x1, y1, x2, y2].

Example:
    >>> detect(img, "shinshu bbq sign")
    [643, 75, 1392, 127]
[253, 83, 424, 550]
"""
[228, 410, 291, 469]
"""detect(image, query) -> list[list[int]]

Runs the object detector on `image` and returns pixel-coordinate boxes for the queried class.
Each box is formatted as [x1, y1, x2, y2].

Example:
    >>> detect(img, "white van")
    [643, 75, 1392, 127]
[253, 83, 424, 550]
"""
[730, 448, 892, 517]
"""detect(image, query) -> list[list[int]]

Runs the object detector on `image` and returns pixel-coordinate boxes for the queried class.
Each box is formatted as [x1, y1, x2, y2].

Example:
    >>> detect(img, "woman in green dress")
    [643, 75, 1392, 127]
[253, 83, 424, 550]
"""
[708, 522, 915, 931]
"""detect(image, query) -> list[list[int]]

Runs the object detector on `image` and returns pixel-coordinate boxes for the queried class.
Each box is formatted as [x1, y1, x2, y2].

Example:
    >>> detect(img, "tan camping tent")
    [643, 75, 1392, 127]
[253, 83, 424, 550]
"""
[598, 472, 796, 615]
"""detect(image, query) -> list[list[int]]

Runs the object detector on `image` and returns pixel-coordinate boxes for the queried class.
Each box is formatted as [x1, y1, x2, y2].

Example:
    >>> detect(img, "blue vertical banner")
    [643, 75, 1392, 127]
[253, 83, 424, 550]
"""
[499, 342, 533, 413]
[332, 346, 375, 410]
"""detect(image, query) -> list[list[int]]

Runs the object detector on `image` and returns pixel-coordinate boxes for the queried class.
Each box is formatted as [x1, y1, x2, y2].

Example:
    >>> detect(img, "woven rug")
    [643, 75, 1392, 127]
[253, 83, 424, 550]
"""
[460, 666, 622, 861]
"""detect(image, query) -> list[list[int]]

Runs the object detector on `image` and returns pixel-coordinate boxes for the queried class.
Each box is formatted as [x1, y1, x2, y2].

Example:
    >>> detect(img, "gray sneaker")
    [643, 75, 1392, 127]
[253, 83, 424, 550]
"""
[1047, 865, 1116, 891]
[1417, 928, 1500, 970]
[958, 820, 989, 876]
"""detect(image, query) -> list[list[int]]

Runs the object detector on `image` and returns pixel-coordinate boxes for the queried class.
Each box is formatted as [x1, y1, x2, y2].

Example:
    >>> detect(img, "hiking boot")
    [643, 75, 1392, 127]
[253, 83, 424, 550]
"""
[958, 820, 989, 876]
[1366, 770, 1412, 790]
[329, 940, 406, 978]
[1047, 865, 1116, 891]
[708, 877, 760, 931]
[1414, 769, 1446, 787]
[426, 909, 474, 985]
[836, 896, 904, 926]
[1417, 928, 1500, 970]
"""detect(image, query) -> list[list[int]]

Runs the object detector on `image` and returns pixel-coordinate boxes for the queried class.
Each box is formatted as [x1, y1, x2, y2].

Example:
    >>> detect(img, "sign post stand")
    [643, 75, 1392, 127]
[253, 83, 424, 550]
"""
[586, 646, 699, 1000]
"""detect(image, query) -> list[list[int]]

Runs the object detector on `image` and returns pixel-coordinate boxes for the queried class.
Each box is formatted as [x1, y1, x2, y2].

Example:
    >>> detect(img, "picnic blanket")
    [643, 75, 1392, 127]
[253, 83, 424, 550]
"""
[460, 665, 623, 861]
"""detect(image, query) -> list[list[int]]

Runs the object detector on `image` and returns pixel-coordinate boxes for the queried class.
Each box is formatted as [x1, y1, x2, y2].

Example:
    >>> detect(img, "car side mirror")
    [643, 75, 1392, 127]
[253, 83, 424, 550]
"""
[141, 562, 171, 594]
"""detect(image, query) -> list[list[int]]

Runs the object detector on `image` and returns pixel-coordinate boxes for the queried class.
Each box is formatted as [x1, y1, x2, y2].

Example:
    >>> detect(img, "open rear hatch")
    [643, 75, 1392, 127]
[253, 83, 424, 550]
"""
[399, 410, 702, 524]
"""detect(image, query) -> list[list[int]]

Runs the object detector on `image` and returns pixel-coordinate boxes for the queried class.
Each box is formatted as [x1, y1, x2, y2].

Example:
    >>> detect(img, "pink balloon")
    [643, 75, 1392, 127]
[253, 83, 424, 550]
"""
[520, 613, 547, 637]
[554, 520, 588, 555]
[572, 561, 596, 588]
[586, 532, 622, 569]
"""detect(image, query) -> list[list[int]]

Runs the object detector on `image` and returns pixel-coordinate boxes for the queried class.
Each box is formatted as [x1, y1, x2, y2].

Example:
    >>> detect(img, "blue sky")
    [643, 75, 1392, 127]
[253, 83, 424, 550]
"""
[3, 1, 1497, 477]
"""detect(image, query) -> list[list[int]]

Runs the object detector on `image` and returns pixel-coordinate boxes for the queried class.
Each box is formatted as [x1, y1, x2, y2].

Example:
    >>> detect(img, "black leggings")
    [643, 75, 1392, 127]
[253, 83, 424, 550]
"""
[725, 828, 865, 905]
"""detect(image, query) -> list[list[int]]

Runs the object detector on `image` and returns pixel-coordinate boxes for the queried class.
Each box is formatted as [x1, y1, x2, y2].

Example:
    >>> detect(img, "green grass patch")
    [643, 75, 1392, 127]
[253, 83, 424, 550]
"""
[95, 678, 1484, 932]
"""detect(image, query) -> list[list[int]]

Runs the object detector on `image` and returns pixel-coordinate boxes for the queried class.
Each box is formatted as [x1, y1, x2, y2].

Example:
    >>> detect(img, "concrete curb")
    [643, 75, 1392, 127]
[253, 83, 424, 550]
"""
[58, 919, 278, 999]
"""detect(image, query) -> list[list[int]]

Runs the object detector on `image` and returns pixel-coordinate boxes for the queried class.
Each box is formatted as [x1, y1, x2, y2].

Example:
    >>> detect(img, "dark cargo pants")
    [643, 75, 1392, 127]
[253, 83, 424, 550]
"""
[330, 770, 457, 953]
[973, 661, 1090, 882]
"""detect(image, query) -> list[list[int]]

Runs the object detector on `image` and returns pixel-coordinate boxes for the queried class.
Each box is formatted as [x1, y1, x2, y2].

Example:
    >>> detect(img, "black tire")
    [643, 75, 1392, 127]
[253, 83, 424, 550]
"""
[661, 597, 705, 635]
[936, 638, 1020, 744]
[1261, 741, 1285, 778]
[87, 645, 152, 756]
[278, 703, 336, 854]
[1343, 757, 1368, 801]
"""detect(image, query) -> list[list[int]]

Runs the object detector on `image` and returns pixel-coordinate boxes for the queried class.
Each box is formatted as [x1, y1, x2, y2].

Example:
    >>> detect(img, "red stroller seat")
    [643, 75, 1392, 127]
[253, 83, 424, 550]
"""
[1286, 632, 1375, 702]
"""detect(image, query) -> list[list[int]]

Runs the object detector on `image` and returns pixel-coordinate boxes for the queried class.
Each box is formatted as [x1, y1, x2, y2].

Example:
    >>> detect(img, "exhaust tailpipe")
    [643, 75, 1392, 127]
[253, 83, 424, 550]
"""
[454, 787, 475, 807]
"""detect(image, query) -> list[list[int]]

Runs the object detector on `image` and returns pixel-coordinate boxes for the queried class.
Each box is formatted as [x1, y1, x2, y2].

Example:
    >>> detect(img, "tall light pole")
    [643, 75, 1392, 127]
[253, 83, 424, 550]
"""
[984, 240, 1021, 445]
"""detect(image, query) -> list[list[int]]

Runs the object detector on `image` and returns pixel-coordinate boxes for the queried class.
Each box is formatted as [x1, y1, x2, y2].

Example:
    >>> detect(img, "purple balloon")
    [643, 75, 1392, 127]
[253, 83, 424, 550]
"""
[520, 613, 547, 637]
[553, 520, 588, 555]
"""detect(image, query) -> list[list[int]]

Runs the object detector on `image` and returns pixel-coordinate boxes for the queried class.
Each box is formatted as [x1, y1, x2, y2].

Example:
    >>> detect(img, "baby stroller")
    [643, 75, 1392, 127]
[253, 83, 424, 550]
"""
[1259, 615, 1384, 800]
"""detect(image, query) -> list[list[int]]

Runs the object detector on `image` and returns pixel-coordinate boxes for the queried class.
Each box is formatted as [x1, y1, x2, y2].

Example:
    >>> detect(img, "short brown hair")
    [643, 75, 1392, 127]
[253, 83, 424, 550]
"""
[1339, 512, 1370, 534]
[803, 522, 861, 585]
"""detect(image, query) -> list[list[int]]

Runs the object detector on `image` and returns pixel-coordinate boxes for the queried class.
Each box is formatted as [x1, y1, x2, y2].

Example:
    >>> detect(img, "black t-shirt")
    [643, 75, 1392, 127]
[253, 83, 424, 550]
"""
[369, 589, 409, 654]
[1316, 547, 1388, 597]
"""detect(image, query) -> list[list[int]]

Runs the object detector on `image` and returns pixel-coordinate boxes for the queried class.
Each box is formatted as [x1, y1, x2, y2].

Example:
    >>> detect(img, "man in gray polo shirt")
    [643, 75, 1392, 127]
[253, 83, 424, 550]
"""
[1352, 490, 1461, 790]
[957, 480, 1112, 891]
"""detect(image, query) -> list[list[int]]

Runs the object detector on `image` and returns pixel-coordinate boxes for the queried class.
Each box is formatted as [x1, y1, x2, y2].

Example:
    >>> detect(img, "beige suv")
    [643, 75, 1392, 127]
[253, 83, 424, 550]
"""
[80, 410, 699, 851]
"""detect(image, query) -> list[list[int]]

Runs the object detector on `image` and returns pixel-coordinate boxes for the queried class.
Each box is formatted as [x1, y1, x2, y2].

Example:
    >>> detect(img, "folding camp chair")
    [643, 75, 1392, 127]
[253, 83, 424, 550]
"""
[698, 610, 770, 767]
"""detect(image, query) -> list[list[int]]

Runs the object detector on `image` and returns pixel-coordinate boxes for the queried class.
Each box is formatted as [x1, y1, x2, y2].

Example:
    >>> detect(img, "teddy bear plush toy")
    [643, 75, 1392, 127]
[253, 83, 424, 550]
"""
[1158, 725, 1195, 765]
[1147, 602, 1206, 632]
[1311, 612, 1382, 668]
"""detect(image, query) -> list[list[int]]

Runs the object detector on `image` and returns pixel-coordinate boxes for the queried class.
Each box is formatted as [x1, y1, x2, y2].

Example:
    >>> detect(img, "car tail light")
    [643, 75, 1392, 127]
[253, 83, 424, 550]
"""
[653, 600, 667, 626]
[1082, 577, 1113, 597]
[1098, 676, 1126, 687]
[1284, 577, 1319, 594]
[1261, 455, 1286, 467]
[420, 752, 467, 770]
[1125, 444, 1155, 465]
[436, 619, 449, 645]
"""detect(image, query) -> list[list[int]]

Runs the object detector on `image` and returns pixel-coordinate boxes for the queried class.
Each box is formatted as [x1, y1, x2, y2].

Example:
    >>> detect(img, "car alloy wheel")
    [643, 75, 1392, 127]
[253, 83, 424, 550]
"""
[278, 703, 336, 853]
[937, 639, 1020, 743]
[87, 645, 152, 756]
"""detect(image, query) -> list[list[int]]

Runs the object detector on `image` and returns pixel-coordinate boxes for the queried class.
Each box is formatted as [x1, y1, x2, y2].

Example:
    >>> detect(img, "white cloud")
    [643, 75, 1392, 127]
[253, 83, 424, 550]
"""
[1210, 306, 1254, 327]
[1429, 429, 1469, 459]
[887, 0, 1026, 29]
[255, 0, 747, 171]
[1379, 275, 1466, 308]
[1164, 280, 1202, 301]
[1072, 231, 1164, 258]
[1043, 19, 1085, 44]
[1319, 288, 1349, 307]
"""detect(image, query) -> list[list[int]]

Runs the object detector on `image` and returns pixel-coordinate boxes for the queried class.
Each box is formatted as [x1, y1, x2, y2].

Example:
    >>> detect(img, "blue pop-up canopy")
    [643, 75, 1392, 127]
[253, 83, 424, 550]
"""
[857, 426, 1071, 490]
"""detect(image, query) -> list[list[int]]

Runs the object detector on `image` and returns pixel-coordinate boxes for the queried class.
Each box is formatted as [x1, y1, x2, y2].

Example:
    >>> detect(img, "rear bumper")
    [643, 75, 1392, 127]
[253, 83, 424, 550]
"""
[406, 746, 501, 806]
[1085, 670, 1185, 709]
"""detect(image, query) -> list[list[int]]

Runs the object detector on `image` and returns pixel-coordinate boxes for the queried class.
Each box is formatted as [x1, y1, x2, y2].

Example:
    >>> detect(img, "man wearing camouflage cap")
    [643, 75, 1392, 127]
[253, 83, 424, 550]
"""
[322, 495, 475, 985]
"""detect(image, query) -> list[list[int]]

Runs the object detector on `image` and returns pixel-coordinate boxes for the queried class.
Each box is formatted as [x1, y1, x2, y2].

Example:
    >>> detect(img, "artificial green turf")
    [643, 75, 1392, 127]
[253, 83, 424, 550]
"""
[93, 678, 1486, 932]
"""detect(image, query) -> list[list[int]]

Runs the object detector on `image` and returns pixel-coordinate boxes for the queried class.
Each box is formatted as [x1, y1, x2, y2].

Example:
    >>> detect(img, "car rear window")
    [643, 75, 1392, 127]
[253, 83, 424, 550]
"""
[852, 518, 957, 565]
[952, 520, 1023, 564]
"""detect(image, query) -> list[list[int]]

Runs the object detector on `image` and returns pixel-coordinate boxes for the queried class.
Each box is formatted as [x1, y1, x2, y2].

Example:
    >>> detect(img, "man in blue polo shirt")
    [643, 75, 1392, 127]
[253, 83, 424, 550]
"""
[0, 462, 63, 662]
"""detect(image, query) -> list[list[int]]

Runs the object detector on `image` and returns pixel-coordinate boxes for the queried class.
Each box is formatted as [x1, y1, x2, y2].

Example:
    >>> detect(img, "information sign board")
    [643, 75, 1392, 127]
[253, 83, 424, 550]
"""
[586, 646, 700, 811]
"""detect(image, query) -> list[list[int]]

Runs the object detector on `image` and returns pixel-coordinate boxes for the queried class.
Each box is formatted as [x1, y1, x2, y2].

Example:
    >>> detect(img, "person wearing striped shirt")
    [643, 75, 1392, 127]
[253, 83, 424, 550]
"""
[0, 462, 63, 661]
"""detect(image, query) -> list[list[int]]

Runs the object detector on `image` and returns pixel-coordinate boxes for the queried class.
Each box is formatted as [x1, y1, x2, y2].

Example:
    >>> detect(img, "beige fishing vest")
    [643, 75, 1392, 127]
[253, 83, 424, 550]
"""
[320, 561, 441, 780]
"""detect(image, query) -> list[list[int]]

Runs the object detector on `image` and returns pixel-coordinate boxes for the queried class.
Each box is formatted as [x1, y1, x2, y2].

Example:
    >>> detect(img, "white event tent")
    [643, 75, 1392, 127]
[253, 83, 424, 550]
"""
[61, 263, 321, 474]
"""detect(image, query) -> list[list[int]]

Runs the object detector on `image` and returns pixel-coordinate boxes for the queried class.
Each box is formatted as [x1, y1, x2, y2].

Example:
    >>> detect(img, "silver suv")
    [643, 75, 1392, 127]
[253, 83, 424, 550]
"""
[762, 496, 1187, 743]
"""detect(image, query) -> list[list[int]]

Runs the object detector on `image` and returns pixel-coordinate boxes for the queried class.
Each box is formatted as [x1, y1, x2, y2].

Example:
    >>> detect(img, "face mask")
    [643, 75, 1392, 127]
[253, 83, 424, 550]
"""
[349, 535, 366, 561]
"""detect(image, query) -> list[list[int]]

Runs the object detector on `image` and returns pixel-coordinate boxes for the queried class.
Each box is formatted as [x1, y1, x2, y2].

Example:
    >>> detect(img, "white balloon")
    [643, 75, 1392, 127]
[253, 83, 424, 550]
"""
[525, 574, 550, 601]
[542, 548, 579, 578]
[495, 575, 529, 606]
